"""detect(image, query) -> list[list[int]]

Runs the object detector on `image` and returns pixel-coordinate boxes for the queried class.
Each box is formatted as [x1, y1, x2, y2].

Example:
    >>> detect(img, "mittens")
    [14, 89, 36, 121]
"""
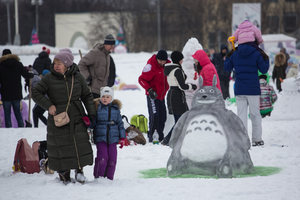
[118, 138, 128, 149]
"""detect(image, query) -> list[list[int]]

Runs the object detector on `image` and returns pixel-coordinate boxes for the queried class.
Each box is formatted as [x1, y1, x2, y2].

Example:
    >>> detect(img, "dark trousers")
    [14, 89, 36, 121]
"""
[162, 114, 181, 145]
[33, 104, 47, 127]
[94, 142, 117, 180]
[220, 80, 230, 99]
[147, 96, 167, 142]
[3, 100, 24, 128]
[275, 79, 282, 92]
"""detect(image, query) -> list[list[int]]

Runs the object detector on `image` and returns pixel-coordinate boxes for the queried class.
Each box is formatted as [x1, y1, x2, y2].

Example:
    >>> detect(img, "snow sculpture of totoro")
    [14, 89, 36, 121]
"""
[167, 75, 253, 178]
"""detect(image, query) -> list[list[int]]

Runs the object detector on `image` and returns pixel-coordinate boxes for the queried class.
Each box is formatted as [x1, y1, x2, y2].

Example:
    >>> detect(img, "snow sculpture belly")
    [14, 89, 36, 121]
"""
[180, 114, 227, 162]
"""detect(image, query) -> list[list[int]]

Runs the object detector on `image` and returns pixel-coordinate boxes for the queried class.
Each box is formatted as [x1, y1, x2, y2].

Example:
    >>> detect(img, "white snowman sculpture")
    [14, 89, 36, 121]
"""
[167, 75, 253, 178]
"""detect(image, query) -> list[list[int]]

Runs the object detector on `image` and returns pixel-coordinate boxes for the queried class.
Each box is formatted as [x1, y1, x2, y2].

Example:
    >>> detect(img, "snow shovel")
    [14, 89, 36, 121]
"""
[25, 75, 33, 127]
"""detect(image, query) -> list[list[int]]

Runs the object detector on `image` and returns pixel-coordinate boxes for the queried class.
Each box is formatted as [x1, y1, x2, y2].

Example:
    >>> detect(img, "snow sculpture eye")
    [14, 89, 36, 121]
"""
[209, 89, 215, 93]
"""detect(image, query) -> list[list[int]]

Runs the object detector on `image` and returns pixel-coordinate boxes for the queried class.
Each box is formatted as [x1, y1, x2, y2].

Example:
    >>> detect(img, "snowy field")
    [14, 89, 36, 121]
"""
[0, 45, 300, 200]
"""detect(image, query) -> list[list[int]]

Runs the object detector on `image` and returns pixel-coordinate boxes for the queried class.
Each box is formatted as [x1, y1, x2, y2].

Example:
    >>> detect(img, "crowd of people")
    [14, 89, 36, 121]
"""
[0, 20, 299, 184]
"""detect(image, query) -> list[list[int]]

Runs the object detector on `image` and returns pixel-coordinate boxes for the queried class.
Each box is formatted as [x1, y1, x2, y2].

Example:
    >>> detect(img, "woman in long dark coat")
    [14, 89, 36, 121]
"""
[162, 51, 197, 145]
[32, 49, 96, 184]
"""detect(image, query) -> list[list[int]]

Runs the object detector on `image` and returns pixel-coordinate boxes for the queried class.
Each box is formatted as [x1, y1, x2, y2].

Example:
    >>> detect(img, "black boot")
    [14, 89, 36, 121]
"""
[58, 170, 71, 184]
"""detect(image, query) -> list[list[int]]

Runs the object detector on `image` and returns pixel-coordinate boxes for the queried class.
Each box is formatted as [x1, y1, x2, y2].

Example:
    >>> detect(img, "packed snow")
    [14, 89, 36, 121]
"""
[0, 45, 300, 200]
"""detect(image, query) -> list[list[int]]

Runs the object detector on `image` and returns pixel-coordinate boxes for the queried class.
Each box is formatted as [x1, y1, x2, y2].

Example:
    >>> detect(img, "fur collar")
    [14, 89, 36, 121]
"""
[274, 53, 286, 66]
[94, 98, 122, 109]
[0, 54, 20, 63]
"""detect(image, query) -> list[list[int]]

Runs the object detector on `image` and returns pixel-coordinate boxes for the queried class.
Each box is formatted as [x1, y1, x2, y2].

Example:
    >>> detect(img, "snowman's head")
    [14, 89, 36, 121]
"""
[191, 75, 224, 107]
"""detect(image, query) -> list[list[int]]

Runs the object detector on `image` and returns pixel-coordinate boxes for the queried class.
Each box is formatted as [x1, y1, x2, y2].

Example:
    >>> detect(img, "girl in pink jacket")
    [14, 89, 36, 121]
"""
[192, 50, 222, 92]
[233, 20, 263, 45]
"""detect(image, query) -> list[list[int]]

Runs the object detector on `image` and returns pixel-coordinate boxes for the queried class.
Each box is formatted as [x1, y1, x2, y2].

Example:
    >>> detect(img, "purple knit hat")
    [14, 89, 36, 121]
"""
[54, 48, 74, 67]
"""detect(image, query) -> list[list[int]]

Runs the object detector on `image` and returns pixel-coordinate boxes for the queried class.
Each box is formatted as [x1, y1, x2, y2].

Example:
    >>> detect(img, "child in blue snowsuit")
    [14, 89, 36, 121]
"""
[93, 86, 126, 180]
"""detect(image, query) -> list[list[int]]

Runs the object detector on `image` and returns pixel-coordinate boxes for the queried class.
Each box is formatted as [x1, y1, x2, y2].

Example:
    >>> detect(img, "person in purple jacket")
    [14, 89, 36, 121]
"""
[92, 86, 126, 180]
[224, 29, 269, 147]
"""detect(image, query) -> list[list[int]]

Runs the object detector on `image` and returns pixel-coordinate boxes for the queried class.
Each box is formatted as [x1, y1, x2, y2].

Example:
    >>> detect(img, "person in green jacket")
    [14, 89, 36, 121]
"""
[32, 49, 96, 184]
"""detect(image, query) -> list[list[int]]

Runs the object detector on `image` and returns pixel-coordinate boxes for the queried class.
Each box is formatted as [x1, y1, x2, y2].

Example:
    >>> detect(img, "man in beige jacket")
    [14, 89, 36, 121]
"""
[78, 34, 115, 98]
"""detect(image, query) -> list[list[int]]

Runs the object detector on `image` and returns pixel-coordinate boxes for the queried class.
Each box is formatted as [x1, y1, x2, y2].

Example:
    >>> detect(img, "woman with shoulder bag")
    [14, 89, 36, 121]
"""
[32, 49, 96, 184]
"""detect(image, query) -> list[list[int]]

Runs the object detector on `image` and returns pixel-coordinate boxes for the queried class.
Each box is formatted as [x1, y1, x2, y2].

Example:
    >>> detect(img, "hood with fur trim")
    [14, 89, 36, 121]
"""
[0, 54, 20, 64]
[275, 53, 286, 67]
[94, 98, 122, 110]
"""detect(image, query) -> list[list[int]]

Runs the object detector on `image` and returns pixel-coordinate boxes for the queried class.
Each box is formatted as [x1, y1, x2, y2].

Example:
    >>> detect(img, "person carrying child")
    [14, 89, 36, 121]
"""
[92, 86, 126, 180]
[225, 20, 269, 147]
[259, 74, 277, 118]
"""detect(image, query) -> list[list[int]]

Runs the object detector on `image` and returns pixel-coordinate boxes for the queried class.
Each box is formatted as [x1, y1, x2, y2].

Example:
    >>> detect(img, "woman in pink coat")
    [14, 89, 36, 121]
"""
[192, 50, 222, 92]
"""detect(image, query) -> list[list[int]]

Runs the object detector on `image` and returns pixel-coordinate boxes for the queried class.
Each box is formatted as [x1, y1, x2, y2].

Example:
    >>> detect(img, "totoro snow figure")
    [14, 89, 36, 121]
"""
[167, 75, 253, 178]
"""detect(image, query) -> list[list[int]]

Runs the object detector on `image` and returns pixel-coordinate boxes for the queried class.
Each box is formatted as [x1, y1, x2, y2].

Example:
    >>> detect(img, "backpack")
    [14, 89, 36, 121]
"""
[38, 141, 54, 174]
[13, 138, 40, 174]
[130, 114, 148, 133]
[122, 115, 146, 145]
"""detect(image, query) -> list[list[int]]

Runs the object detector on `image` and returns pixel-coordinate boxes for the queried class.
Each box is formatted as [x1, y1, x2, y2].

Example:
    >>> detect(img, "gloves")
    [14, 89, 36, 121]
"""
[148, 88, 158, 99]
[118, 138, 129, 149]
[259, 49, 269, 61]
[191, 84, 197, 90]
[82, 116, 91, 127]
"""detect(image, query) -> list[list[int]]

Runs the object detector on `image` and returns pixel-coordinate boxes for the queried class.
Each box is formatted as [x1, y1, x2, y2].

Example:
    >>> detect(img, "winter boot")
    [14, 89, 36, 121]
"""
[75, 169, 86, 184]
[58, 170, 71, 184]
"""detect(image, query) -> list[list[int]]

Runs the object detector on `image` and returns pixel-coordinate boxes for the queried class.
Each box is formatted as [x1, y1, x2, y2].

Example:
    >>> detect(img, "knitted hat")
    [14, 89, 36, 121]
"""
[2, 49, 12, 56]
[104, 34, 116, 45]
[100, 86, 114, 99]
[171, 51, 184, 64]
[54, 48, 74, 67]
[156, 50, 168, 61]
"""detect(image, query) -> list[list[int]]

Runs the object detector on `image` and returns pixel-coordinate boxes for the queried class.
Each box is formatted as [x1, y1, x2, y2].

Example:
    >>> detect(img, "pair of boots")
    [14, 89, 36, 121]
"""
[58, 169, 86, 184]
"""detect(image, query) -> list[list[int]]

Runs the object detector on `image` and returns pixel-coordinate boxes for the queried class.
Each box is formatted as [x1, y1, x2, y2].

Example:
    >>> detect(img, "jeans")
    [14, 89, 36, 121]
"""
[3, 100, 24, 128]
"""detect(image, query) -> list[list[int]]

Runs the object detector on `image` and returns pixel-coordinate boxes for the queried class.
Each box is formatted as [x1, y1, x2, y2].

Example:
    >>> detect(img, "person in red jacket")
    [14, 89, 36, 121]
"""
[138, 50, 170, 142]
[192, 49, 222, 92]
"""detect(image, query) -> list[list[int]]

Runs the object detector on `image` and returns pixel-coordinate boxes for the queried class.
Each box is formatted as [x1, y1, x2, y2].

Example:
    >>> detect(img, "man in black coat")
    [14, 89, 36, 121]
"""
[32, 49, 51, 75]
[212, 44, 230, 99]
[0, 49, 33, 127]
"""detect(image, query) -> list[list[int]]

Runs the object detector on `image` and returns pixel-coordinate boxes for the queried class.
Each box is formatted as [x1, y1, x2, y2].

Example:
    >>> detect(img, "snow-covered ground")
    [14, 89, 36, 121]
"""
[0, 45, 300, 200]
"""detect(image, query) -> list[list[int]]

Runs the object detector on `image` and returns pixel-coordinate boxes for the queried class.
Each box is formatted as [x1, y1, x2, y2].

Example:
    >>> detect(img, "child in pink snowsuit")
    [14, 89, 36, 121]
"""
[233, 20, 263, 45]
